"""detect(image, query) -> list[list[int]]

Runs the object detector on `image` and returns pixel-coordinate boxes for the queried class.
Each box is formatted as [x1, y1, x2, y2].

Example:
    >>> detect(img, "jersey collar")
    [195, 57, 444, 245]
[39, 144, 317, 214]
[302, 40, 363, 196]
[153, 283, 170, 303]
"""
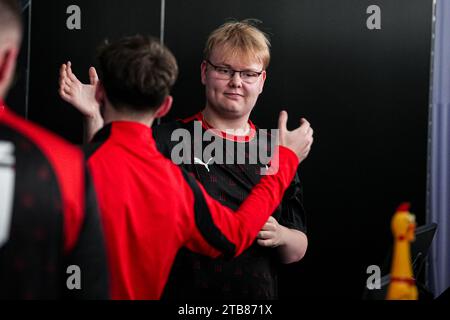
[185, 112, 256, 142]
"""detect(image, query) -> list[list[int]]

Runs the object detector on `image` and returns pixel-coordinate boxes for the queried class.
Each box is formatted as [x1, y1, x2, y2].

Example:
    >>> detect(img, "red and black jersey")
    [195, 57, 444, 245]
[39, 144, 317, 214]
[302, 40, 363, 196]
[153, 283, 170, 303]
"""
[154, 112, 306, 300]
[0, 103, 108, 299]
[84, 120, 298, 299]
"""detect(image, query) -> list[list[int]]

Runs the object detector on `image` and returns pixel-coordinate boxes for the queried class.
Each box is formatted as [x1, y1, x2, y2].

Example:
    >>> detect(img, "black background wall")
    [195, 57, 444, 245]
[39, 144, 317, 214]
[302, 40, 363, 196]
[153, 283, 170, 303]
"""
[25, 0, 432, 298]
[5, 0, 31, 117]
[28, 0, 160, 143]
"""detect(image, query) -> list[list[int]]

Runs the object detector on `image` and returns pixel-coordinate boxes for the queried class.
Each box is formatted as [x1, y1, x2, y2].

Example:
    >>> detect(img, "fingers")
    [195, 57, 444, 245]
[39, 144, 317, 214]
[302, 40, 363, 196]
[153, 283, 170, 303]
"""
[299, 118, 311, 133]
[304, 126, 314, 139]
[59, 84, 72, 100]
[59, 73, 71, 88]
[278, 110, 288, 132]
[259, 222, 276, 232]
[59, 64, 74, 101]
[59, 85, 72, 102]
[289, 117, 312, 137]
[67, 61, 73, 78]
[89, 67, 99, 85]
[59, 62, 76, 90]
[304, 136, 314, 159]
[60, 84, 71, 95]
[300, 117, 310, 127]
[257, 238, 274, 247]
[66, 61, 79, 82]
[60, 64, 71, 83]
[59, 63, 66, 78]
[58, 86, 67, 99]
[278, 112, 314, 161]
[305, 123, 314, 145]
[59, 70, 72, 93]
[257, 231, 272, 240]
[279, 113, 312, 135]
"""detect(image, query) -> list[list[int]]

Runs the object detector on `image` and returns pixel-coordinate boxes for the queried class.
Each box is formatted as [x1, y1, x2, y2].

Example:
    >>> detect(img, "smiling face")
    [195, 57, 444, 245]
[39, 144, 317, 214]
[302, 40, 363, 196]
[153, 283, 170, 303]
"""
[201, 45, 266, 120]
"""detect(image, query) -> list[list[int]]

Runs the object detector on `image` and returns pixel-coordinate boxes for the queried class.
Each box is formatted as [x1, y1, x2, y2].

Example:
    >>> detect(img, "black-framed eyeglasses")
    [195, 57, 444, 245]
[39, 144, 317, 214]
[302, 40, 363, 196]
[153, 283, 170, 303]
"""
[205, 60, 263, 84]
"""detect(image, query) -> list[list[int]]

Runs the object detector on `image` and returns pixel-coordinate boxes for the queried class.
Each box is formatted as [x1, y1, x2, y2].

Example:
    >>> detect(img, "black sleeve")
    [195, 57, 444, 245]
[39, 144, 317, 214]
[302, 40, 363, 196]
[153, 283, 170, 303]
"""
[63, 167, 110, 299]
[180, 169, 236, 259]
[278, 170, 307, 233]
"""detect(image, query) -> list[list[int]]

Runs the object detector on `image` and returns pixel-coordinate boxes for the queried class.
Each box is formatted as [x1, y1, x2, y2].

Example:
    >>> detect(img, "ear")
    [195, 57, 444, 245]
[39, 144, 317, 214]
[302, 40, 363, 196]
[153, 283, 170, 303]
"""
[200, 60, 207, 85]
[94, 81, 105, 104]
[258, 70, 267, 94]
[0, 47, 19, 88]
[154, 95, 173, 119]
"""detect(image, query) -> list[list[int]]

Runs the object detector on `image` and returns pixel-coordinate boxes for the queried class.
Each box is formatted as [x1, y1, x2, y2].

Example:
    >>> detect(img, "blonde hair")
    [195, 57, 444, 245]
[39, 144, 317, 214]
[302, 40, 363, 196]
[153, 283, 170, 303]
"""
[204, 19, 271, 69]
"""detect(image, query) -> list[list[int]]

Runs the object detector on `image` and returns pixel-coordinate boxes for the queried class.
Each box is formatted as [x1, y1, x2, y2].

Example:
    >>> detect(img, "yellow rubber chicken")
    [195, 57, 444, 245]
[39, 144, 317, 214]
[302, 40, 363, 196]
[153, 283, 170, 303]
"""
[386, 203, 418, 300]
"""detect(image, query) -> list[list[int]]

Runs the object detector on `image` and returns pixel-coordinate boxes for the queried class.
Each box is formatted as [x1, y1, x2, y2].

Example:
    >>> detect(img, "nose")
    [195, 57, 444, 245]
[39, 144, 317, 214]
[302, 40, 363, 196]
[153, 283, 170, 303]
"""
[228, 71, 243, 88]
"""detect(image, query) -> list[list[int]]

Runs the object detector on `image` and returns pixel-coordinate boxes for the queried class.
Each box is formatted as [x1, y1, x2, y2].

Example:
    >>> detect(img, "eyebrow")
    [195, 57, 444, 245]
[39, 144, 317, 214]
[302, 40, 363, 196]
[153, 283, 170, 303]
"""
[219, 63, 261, 72]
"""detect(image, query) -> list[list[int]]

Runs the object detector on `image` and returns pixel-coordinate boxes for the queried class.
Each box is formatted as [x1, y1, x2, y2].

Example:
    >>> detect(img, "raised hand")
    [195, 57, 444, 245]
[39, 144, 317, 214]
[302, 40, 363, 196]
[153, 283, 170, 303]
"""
[278, 110, 313, 163]
[59, 61, 100, 119]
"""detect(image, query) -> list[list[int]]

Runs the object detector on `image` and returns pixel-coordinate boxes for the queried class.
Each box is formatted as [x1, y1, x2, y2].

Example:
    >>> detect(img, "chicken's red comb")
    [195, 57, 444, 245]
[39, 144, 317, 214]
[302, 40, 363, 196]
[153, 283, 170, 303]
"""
[396, 202, 411, 212]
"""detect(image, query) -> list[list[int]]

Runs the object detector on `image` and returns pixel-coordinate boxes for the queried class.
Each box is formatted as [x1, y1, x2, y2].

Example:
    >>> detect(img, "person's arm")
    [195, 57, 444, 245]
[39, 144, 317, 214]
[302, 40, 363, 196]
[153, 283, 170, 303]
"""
[83, 112, 104, 143]
[182, 112, 314, 258]
[182, 145, 299, 258]
[277, 229, 308, 264]
[257, 172, 308, 264]
[59, 62, 103, 143]
[63, 167, 109, 299]
[257, 216, 308, 264]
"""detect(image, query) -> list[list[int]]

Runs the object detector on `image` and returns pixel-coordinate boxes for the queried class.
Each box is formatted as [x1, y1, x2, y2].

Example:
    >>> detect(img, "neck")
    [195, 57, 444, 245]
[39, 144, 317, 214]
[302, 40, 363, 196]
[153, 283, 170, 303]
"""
[202, 107, 250, 135]
[391, 239, 414, 278]
[103, 103, 155, 128]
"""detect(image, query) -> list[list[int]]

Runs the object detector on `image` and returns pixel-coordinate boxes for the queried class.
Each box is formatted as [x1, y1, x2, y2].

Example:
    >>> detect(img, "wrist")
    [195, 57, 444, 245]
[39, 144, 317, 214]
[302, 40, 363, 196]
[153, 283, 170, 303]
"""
[84, 105, 101, 119]
[85, 109, 102, 124]
[278, 225, 288, 247]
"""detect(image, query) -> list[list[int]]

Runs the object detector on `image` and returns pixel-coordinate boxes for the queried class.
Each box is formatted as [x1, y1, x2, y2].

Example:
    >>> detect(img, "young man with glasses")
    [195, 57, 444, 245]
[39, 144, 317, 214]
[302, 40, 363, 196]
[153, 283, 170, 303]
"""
[161, 20, 309, 300]
[59, 33, 313, 299]
[58, 20, 311, 300]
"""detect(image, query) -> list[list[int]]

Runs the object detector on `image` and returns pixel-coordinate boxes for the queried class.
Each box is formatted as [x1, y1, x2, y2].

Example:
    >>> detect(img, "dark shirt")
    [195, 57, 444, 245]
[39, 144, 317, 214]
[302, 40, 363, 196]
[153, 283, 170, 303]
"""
[84, 121, 298, 299]
[155, 112, 306, 300]
[0, 103, 108, 299]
